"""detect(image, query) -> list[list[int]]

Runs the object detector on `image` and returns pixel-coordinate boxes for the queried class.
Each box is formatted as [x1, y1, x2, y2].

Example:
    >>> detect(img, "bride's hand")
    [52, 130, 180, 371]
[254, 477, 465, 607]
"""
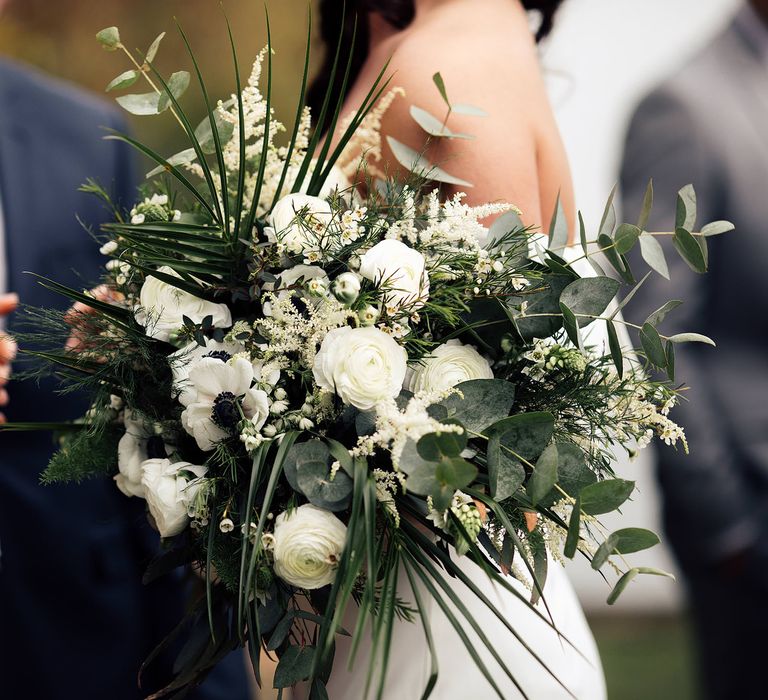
[0, 293, 19, 423]
[64, 285, 124, 352]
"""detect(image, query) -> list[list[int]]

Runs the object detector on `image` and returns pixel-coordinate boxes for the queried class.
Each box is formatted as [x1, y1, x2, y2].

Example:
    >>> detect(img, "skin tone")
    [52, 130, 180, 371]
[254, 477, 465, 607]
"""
[332, 0, 576, 239]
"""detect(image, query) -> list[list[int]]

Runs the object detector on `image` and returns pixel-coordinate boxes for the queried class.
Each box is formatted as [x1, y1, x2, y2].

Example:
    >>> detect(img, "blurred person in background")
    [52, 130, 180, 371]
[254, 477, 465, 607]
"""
[621, 1, 768, 697]
[0, 1, 250, 697]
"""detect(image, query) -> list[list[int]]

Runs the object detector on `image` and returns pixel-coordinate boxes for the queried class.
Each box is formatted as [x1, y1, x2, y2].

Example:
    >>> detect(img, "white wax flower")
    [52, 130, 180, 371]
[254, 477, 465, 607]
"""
[134, 266, 231, 342]
[271, 504, 347, 589]
[313, 326, 408, 410]
[359, 239, 429, 311]
[141, 459, 207, 538]
[269, 193, 334, 255]
[406, 340, 493, 393]
[180, 357, 270, 452]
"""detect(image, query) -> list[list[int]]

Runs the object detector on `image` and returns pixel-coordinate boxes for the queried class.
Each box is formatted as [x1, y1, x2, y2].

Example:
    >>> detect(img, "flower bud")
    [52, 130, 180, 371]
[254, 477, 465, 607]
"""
[332, 272, 361, 305]
[358, 305, 380, 327]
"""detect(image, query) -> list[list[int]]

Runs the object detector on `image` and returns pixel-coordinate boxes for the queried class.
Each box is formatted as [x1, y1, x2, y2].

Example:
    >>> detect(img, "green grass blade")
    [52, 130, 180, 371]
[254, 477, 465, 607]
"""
[144, 61, 223, 226]
[104, 133, 217, 221]
[176, 21, 230, 238]
[270, 5, 312, 210]
[291, 1, 348, 194]
[224, 12, 247, 238]
[242, 11, 273, 241]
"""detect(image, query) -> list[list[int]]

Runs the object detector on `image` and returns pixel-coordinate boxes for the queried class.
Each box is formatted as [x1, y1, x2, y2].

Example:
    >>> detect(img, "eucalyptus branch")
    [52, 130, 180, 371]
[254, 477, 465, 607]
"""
[117, 42, 186, 132]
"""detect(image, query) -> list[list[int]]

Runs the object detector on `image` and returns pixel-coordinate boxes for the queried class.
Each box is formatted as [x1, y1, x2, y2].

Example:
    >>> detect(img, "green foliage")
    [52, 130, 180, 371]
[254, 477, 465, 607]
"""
[438, 379, 516, 434]
[42, 427, 121, 484]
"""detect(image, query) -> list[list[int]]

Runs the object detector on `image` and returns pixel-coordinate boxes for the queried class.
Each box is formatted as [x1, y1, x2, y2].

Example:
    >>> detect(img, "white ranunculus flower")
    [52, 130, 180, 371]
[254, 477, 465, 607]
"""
[313, 326, 408, 410]
[180, 356, 270, 451]
[141, 459, 207, 538]
[406, 339, 494, 393]
[269, 194, 334, 255]
[115, 410, 153, 498]
[359, 239, 429, 312]
[134, 266, 232, 343]
[271, 504, 347, 589]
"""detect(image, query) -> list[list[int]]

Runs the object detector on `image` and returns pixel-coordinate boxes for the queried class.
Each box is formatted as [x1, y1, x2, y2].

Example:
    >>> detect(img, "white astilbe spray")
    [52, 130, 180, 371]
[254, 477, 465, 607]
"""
[351, 388, 462, 470]
[257, 293, 352, 370]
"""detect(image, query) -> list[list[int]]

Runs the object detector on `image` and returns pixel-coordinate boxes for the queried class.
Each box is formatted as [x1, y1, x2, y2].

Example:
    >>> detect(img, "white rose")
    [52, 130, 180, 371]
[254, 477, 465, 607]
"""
[141, 459, 207, 538]
[313, 326, 408, 410]
[406, 340, 493, 393]
[359, 239, 429, 312]
[271, 504, 347, 589]
[269, 194, 334, 255]
[134, 266, 231, 342]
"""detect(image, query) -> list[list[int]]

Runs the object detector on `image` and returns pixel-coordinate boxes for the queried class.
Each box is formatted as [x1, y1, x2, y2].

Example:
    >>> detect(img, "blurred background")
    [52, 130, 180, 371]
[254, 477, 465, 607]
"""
[0, 0, 745, 698]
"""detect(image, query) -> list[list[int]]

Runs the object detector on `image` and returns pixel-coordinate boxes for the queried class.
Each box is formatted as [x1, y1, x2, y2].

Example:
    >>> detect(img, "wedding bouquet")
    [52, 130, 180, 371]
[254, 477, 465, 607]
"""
[7, 16, 732, 700]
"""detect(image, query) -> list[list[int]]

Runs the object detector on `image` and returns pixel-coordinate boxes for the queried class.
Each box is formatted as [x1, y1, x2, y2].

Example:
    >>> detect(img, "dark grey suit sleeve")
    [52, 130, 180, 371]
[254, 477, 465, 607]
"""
[621, 87, 759, 566]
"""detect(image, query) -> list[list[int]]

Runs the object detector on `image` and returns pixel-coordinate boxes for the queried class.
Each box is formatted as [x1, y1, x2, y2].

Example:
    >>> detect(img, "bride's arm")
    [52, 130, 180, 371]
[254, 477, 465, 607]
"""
[377, 17, 575, 238]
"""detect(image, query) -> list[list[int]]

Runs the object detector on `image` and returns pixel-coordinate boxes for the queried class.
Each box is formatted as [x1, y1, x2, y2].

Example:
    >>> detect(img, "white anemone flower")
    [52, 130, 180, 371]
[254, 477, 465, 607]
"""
[115, 410, 153, 498]
[180, 356, 269, 452]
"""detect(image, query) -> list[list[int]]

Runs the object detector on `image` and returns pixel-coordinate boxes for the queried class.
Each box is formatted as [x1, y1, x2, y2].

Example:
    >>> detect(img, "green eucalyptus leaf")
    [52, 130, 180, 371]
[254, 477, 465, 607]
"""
[296, 457, 353, 512]
[145, 148, 198, 178]
[580, 478, 635, 515]
[666, 340, 676, 381]
[96, 26, 120, 50]
[106, 69, 139, 92]
[637, 179, 654, 231]
[274, 645, 315, 687]
[591, 528, 661, 570]
[614, 223, 641, 255]
[564, 498, 581, 559]
[559, 301, 583, 351]
[417, 429, 468, 461]
[640, 322, 668, 369]
[484, 412, 555, 500]
[606, 319, 624, 378]
[529, 528, 548, 605]
[409, 105, 474, 139]
[439, 379, 516, 434]
[432, 72, 450, 108]
[115, 92, 161, 116]
[673, 227, 707, 273]
[550, 442, 594, 501]
[598, 185, 617, 239]
[639, 233, 669, 279]
[157, 70, 191, 113]
[509, 274, 572, 340]
[145, 32, 166, 63]
[487, 434, 526, 501]
[667, 332, 716, 346]
[195, 103, 237, 154]
[527, 443, 558, 505]
[646, 300, 682, 327]
[435, 457, 478, 491]
[607, 568, 639, 605]
[548, 194, 568, 251]
[386, 136, 472, 187]
[675, 184, 697, 231]
[598, 233, 628, 279]
[702, 220, 735, 236]
[487, 210, 526, 260]
[560, 276, 620, 327]
[406, 462, 440, 497]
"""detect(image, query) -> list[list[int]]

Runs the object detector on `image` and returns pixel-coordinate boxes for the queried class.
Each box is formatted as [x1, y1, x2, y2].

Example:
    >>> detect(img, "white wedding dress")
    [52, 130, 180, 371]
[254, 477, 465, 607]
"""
[323, 551, 606, 699]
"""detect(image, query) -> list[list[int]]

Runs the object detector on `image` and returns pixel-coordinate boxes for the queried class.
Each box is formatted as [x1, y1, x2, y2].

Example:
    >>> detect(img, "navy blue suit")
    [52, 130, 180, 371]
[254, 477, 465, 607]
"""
[0, 60, 249, 700]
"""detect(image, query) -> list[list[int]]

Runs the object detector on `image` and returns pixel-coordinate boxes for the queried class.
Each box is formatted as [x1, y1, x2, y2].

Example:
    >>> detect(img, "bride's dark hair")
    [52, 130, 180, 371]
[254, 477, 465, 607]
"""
[308, 0, 564, 114]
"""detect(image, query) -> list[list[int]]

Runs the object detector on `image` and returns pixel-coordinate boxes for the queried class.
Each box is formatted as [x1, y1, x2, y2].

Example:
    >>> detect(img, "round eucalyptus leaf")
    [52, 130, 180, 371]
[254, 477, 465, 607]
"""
[296, 458, 353, 512]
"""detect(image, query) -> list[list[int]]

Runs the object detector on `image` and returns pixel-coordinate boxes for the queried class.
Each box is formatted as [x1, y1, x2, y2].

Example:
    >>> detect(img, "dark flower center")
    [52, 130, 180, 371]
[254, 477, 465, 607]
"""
[211, 391, 242, 430]
[205, 350, 233, 362]
[146, 435, 167, 460]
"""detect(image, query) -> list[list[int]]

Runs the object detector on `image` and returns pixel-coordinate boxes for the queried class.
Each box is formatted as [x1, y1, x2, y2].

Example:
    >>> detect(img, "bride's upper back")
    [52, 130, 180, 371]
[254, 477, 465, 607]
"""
[337, 0, 574, 234]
